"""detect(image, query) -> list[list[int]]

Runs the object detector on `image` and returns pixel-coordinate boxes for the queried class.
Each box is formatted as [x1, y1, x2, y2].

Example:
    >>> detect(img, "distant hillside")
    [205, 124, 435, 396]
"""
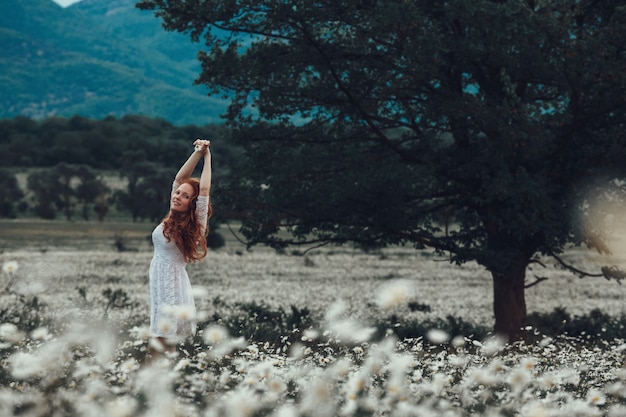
[0, 0, 227, 125]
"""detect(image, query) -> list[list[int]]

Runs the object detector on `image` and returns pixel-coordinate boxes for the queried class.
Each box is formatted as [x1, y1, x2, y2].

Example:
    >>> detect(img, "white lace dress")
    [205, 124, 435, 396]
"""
[149, 180, 209, 340]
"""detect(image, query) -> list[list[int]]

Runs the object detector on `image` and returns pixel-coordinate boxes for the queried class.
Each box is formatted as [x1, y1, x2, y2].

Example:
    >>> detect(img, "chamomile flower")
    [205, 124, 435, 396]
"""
[164, 304, 196, 321]
[507, 368, 533, 392]
[2, 261, 18, 274]
[0, 323, 22, 342]
[426, 329, 449, 344]
[375, 279, 415, 310]
[30, 327, 51, 341]
[203, 324, 229, 345]
[586, 388, 606, 406]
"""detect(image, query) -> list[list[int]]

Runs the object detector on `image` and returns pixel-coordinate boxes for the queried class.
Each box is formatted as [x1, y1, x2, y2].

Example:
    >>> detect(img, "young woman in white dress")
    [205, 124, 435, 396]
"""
[149, 139, 212, 356]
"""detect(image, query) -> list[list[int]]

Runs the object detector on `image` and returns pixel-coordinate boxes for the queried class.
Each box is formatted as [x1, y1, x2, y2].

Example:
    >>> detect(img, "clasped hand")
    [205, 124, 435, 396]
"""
[193, 139, 211, 154]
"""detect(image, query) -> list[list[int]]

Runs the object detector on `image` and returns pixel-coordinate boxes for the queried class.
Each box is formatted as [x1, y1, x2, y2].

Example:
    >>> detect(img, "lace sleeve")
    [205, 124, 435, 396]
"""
[196, 195, 210, 235]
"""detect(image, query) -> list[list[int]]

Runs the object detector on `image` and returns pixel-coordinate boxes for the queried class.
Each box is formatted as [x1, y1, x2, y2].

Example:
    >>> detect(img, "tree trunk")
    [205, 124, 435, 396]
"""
[491, 259, 528, 342]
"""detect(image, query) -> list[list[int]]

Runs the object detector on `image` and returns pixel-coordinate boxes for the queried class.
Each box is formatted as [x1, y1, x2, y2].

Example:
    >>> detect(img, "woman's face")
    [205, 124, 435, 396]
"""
[171, 183, 195, 212]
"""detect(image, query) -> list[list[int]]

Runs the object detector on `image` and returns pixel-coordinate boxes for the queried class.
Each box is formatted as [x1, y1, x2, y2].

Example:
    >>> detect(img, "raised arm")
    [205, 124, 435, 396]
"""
[174, 139, 207, 183]
[199, 145, 212, 197]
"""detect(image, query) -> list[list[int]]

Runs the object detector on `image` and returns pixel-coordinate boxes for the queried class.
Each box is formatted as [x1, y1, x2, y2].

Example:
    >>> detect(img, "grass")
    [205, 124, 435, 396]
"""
[0, 218, 155, 252]
[1, 218, 625, 330]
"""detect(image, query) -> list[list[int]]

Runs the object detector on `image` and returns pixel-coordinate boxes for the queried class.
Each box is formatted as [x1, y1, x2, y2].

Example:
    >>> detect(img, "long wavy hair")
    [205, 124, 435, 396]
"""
[161, 178, 212, 262]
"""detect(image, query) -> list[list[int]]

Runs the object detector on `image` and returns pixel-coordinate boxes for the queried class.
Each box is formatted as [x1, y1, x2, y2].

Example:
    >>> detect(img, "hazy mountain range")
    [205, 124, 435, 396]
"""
[0, 0, 227, 125]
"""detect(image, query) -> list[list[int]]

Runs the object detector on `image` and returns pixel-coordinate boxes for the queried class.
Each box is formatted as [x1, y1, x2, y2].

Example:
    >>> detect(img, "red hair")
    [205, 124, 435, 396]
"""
[161, 178, 212, 262]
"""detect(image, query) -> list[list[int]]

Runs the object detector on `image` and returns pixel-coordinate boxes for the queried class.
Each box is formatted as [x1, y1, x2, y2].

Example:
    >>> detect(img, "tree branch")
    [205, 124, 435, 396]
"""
[549, 252, 605, 278]
[525, 275, 549, 289]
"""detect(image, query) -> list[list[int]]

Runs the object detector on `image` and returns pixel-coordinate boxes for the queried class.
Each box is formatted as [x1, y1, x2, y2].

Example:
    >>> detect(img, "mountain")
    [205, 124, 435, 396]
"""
[0, 0, 227, 125]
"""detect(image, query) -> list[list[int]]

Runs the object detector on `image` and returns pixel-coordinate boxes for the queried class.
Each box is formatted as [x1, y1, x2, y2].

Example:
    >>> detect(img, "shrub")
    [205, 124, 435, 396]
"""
[204, 301, 313, 346]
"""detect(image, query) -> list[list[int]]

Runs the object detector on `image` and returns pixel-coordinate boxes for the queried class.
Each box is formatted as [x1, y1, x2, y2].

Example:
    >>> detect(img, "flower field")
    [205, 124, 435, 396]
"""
[1, 228, 625, 416]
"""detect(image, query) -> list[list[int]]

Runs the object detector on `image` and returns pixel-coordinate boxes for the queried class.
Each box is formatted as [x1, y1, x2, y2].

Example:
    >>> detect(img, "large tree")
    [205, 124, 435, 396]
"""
[138, 0, 626, 340]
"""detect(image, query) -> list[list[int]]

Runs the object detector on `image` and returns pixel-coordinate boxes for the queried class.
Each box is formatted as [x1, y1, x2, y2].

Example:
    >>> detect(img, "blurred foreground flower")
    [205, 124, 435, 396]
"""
[0, 323, 23, 343]
[426, 328, 449, 344]
[324, 301, 375, 344]
[203, 324, 245, 358]
[30, 327, 51, 341]
[204, 324, 229, 345]
[2, 261, 18, 274]
[2, 261, 19, 293]
[375, 279, 415, 310]
[163, 304, 196, 321]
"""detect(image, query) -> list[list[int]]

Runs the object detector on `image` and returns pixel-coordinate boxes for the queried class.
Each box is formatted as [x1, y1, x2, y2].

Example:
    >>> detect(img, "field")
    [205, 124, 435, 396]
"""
[0, 219, 625, 416]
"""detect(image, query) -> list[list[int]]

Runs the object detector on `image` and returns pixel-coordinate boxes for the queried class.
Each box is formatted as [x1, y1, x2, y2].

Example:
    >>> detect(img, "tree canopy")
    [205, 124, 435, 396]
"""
[137, 0, 626, 340]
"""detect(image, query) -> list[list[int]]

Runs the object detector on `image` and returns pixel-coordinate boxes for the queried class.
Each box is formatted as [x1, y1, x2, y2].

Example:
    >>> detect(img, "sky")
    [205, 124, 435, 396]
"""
[52, 0, 83, 7]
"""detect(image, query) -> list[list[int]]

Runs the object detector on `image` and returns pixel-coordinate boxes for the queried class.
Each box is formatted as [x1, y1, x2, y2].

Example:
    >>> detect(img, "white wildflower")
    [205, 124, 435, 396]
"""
[330, 357, 352, 378]
[174, 358, 191, 372]
[203, 324, 229, 345]
[10, 352, 47, 379]
[345, 371, 369, 400]
[30, 327, 51, 341]
[325, 300, 348, 322]
[451, 335, 466, 348]
[560, 398, 602, 417]
[129, 326, 151, 341]
[119, 359, 139, 374]
[608, 405, 626, 417]
[301, 329, 319, 341]
[0, 323, 23, 343]
[604, 381, 625, 398]
[555, 368, 580, 386]
[209, 336, 246, 359]
[507, 368, 533, 392]
[223, 388, 258, 417]
[324, 301, 376, 344]
[426, 328, 449, 344]
[466, 368, 500, 386]
[157, 319, 175, 335]
[300, 378, 335, 417]
[273, 404, 298, 417]
[148, 337, 165, 353]
[249, 360, 273, 380]
[328, 318, 376, 343]
[539, 337, 553, 348]
[2, 261, 18, 274]
[267, 377, 286, 394]
[520, 357, 537, 371]
[480, 335, 507, 356]
[538, 373, 558, 389]
[105, 396, 137, 417]
[73, 359, 101, 379]
[586, 388, 606, 406]
[520, 402, 550, 417]
[164, 304, 196, 321]
[375, 279, 415, 310]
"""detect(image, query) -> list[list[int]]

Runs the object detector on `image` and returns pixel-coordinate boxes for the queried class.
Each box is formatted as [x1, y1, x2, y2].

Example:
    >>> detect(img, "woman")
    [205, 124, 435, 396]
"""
[149, 139, 212, 355]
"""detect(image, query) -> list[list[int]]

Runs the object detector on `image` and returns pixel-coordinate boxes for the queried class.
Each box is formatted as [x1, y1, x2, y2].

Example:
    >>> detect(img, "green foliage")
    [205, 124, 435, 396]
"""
[206, 220, 226, 249]
[206, 301, 313, 346]
[26, 163, 111, 221]
[0, 294, 50, 333]
[0, 115, 233, 172]
[0, 168, 24, 218]
[27, 168, 64, 219]
[528, 307, 626, 341]
[200, 301, 625, 349]
[377, 315, 491, 344]
[115, 159, 173, 222]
